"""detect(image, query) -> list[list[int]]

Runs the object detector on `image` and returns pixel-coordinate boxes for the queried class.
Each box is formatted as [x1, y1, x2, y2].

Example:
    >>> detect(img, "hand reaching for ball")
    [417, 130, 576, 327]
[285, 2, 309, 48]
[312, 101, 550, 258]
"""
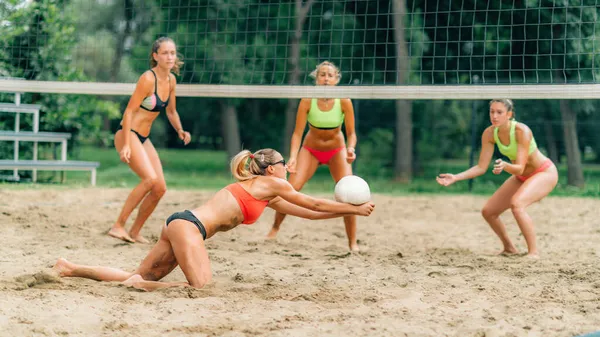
[356, 201, 375, 216]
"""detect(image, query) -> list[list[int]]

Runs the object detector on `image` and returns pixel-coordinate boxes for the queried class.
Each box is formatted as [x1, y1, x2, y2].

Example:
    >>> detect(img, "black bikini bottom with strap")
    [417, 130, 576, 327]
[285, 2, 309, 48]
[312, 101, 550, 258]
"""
[166, 210, 207, 240]
[117, 125, 148, 144]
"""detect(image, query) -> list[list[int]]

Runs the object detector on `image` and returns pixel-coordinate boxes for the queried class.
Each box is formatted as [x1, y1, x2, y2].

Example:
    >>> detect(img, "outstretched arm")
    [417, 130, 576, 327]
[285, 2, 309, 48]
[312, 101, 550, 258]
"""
[437, 127, 495, 185]
[268, 197, 351, 220]
[267, 178, 374, 216]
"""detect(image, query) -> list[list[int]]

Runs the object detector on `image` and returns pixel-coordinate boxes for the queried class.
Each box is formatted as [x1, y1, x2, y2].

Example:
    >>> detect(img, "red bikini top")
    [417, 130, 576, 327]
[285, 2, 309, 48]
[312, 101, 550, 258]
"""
[225, 183, 269, 224]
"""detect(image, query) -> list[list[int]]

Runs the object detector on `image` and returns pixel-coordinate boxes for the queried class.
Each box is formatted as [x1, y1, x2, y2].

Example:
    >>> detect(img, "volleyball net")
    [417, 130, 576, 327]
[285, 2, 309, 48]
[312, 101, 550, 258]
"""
[1, 0, 600, 99]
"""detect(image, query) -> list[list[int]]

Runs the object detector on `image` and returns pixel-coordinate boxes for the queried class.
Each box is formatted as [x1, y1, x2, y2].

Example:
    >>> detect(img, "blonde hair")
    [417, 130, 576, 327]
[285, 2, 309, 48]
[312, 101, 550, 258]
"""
[230, 148, 282, 181]
[489, 99, 515, 119]
[149, 37, 184, 76]
[309, 61, 341, 82]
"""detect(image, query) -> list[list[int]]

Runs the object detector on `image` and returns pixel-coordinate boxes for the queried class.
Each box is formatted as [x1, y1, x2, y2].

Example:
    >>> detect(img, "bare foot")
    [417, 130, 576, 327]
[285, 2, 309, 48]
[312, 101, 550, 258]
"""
[122, 274, 148, 291]
[525, 253, 540, 259]
[266, 227, 279, 240]
[130, 234, 149, 244]
[498, 246, 519, 256]
[498, 250, 519, 257]
[52, 258, 75, 277]
[108, 226, 135, 243]
[349, 243, 360, 253]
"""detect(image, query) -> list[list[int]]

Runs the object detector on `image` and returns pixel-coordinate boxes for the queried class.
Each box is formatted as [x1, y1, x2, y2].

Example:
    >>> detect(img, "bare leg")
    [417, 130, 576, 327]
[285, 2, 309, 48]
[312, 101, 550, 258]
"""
[108, 179, 156, 243]
[267, 147, 319, 239]
[165, 220, 212, 288]
[55, 226, 178, 283]
[128, 140, 167, 243]
[53, 258, 133, 282]
[510, 165, 559, 258]
[481, 176, 523, 255]
[328, 149, 359, 251]
[109, 131, 158, 243]
[122, 274, 190, 292]
[132, 225, 179, 280]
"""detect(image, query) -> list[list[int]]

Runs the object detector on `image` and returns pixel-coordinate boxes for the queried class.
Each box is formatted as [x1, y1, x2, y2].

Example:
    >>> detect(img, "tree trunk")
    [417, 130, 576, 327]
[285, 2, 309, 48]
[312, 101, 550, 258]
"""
[283, 0, 315, 156]
[541, 115, 559, 164]
[110, 0, 132, 83]
[559, 100, 585, 187]
[105, 0, 133, 134]
[250, 99, 260, 122]
[221, 101, 241, 161]
[392, 0, 412, 182]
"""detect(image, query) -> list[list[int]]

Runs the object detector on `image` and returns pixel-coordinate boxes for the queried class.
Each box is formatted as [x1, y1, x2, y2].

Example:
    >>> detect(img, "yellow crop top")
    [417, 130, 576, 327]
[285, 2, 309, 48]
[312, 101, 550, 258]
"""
[307, 99, 344, 129]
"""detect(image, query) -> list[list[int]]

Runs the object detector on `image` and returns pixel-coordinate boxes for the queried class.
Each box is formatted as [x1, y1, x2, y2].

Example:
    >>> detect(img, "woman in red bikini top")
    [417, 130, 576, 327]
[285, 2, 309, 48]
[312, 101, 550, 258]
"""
[267, 61, 361, 252]
[53, 148, 375, 291]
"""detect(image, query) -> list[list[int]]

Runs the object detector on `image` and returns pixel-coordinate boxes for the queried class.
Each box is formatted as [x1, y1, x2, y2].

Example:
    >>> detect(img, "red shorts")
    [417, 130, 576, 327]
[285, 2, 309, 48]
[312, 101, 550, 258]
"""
[515, 159, 554, 182]
[303, 146, 344, 165]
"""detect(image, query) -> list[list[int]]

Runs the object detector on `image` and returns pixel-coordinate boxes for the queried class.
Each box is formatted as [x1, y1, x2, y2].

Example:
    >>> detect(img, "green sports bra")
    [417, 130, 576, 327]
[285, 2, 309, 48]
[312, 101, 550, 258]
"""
[493, 120, 537, 161]
[307, 98, 344, 129]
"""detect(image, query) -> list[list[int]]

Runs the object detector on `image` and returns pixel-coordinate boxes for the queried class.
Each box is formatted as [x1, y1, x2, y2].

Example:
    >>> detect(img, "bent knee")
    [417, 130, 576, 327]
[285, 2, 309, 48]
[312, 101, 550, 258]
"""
[152, 181, 167, 197]
[288, 177, 306, 191]
[481, 207, 498, 219]
[189, 275, 212, 289]
[140, 176, 159, 190]
[510, 198, 527, 211]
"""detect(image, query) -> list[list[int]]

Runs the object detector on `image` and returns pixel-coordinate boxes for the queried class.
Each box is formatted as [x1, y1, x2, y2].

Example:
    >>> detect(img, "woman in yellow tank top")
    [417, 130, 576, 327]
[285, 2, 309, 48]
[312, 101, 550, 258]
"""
[266, 61, 361, 252]
[436, 99, 558, 258]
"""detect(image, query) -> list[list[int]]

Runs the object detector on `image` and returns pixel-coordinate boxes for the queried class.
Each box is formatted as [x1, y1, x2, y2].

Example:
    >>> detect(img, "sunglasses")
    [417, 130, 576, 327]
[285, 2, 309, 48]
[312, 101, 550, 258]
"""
[270, 159, 286, 167]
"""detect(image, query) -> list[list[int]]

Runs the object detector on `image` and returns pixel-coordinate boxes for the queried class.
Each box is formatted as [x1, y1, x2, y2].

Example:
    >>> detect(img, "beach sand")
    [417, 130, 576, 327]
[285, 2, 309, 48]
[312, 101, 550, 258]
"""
[0, 188, 599, 337]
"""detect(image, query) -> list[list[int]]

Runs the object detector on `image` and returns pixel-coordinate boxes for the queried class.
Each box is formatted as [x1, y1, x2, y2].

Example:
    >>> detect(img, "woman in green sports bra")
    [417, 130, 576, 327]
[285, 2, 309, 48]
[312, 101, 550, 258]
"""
[436, 99, 558, 258]
[266, 61, 361, 252]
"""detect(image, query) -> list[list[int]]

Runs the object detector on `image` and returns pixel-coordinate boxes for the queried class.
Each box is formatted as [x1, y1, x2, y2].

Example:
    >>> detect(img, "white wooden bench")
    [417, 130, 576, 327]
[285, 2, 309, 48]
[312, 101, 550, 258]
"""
[0, 100, 42, 180]
[0, 92, 101, 185]
[0, 131, 71, 159]
[0, 160, 99, 186]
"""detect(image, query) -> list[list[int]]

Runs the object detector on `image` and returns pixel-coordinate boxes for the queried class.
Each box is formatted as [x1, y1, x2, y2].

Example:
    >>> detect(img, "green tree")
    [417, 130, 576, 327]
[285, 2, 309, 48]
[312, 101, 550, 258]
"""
[0, 0, 120, 151]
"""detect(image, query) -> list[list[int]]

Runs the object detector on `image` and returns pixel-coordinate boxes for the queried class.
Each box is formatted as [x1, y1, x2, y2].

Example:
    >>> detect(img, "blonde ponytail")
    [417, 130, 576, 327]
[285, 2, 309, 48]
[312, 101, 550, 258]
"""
[229, 148, 283, 181]
[230, 150, 254, 181]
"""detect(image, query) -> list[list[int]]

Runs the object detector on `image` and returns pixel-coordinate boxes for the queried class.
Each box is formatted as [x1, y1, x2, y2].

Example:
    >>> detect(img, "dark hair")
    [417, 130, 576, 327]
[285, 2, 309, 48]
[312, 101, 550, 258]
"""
[149, 37, 184, 76]
[230, 149, 283, 181]
[489, 99, 515, 119]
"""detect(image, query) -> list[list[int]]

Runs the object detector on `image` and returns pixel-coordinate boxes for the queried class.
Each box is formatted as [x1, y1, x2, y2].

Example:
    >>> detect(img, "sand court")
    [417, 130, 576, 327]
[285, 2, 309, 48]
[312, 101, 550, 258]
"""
[1, 188, 599, 336]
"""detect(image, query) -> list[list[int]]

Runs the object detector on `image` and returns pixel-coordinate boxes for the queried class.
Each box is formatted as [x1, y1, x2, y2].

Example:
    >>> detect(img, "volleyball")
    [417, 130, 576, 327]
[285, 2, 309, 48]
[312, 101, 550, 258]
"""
[334, 175, 371, 205]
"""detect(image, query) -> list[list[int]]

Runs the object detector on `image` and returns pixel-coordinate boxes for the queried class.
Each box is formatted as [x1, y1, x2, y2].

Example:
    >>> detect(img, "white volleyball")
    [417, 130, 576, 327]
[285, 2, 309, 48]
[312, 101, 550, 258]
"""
[334, 175, 371, 205]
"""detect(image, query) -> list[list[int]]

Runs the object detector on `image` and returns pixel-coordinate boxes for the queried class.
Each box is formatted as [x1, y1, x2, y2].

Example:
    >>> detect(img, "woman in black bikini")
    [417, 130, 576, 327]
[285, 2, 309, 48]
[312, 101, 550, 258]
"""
[54, 148, 375, 291]
[108, 37, 191, 244]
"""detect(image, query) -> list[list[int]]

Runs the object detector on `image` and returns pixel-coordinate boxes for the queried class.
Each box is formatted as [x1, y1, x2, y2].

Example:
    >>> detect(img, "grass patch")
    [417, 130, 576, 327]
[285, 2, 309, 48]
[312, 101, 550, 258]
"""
[1, 146, 599, 198]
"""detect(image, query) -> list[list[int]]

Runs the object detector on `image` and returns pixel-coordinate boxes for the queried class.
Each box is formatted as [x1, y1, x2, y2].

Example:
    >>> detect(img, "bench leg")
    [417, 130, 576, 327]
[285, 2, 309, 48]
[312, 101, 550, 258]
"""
[33, 141, 38, 183]
[13, 113, 19, 181]
[13, 141, 19, 181]
[91, 169, 97, 186]
[61, 140, 67, 184]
